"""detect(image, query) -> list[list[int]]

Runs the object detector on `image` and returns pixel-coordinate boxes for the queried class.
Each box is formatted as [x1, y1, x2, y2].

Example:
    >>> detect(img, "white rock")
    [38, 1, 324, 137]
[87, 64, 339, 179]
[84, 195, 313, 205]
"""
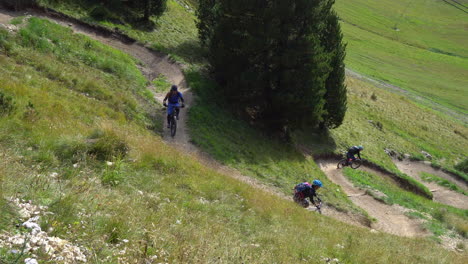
[24, 258, 38, 264]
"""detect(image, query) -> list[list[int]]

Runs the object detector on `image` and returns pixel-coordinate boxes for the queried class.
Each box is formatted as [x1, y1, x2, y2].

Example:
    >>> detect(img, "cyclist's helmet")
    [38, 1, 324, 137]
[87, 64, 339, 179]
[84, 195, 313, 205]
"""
[312, 179, 323, 188]
[171, 85, 178, 91]
[358, 145, 364, 150]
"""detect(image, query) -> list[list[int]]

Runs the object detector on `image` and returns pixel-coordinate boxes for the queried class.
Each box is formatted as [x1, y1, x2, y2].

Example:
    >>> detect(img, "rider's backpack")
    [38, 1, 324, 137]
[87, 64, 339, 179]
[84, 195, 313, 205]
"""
[294, 182, 311, 193]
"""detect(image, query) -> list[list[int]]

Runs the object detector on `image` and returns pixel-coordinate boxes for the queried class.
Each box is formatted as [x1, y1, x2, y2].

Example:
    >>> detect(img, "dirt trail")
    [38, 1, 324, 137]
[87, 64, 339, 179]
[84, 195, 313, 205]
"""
[0, 8, 369, 229]
[395, 160, 468, 210]
[4, 8, 460, 238]
[317, 160, 428, 237]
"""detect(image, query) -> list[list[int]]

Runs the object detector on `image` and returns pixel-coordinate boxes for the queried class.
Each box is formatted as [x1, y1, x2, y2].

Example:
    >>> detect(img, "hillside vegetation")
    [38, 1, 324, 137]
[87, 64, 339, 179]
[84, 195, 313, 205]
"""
[334, 0, 468, 114]
[1, 16, 466, 263]
[0, 1, 467, 263]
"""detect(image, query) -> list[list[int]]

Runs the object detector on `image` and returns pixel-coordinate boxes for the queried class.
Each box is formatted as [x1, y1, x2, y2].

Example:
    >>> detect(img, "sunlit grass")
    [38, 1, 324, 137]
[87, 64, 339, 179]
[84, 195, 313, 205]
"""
[420, 172, 468, 196]
[334, 0, 468, 113]
[0, 3, 467, 263]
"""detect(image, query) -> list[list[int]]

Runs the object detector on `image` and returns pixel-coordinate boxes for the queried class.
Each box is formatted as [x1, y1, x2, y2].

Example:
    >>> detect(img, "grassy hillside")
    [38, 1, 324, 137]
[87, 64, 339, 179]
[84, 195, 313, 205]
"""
[1, 17, 466, 263]
[334, 0, 468, 114]
[36, 0, 200, 64]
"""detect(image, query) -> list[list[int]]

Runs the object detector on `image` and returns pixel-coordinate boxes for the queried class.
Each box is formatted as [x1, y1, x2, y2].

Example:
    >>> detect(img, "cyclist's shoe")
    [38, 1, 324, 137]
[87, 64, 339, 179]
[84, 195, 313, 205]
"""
[176, 115, 179, 120]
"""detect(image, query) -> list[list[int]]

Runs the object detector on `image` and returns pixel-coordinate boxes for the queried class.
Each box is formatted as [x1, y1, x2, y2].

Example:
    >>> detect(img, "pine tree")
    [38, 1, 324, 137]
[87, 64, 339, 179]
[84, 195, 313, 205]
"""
[202, 0, 335, 133]
[134, 0, 167, 21]
[197, 0, 218, 47]
[198, 0, 348, 134]
[320, 6, 347, 129]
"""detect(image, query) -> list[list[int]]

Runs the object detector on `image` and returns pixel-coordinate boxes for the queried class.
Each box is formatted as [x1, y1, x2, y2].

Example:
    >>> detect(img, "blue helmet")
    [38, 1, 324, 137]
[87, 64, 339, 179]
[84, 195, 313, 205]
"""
[357, 145, 364, 150]
[312, 179, 323, 187]
[171, 85, 178, 91]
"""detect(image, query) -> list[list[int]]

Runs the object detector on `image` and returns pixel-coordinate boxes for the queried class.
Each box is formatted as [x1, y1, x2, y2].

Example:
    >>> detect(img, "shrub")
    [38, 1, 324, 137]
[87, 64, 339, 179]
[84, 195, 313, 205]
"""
[0, 91, 15, 116]
[87, 129, 128, 161]
[0, 28, 14, 54]
[101, 160, 125, 187]
[54, 138, 89, 163]
[90, 5, 113, 21]
[454, 158, 468, 174]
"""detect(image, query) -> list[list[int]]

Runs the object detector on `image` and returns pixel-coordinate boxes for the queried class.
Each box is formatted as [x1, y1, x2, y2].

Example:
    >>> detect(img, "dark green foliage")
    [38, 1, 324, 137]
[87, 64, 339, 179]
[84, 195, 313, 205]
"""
[0, 91, 15, 116]
[0, 0, 36, 10]
[90, 5, 114, 21]
[87, 129, 129, 161]
[38, 0, 167, 22]
[320, 7, 347, 129]
[135, 0, 168, 21]
[0, 28, 14, 54]
[196, 0, 218, 46]
[454, 158, 468, 174]
[198, 0, 347, 133]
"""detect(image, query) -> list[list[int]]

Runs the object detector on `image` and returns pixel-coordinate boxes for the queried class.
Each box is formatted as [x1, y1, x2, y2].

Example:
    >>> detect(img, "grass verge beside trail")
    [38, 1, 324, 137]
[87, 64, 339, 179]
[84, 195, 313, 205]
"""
[36, 0, 202, 65]
[0, 8, 466, 264]
[420, 172, 468, 196]
[344, 168, 468, 239]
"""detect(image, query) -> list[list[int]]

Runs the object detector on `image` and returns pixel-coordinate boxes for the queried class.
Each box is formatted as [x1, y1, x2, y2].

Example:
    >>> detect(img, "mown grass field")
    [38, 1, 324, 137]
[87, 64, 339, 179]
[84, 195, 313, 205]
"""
[1, 17, 466, 263]
[334, 0, 468, 114]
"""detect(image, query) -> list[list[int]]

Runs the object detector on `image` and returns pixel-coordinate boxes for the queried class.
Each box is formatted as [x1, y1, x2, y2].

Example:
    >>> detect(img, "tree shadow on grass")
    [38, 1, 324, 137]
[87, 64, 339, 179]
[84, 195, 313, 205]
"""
[166, 39, 207, 65]
[185, 70, 338, 189]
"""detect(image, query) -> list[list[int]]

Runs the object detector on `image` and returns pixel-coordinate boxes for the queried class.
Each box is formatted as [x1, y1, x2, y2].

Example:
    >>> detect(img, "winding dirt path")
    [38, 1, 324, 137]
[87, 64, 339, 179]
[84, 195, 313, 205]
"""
[317, 160, 428, 237]
[0, 8, 368, 229]
[395, 160, 468, 210]
[3, 8, 463, 239]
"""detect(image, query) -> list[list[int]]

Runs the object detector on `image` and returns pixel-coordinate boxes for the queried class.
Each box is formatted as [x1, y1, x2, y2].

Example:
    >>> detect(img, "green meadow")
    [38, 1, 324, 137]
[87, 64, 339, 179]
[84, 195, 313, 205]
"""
[0, 0, 466, 262]
[335, 0, 468, 114]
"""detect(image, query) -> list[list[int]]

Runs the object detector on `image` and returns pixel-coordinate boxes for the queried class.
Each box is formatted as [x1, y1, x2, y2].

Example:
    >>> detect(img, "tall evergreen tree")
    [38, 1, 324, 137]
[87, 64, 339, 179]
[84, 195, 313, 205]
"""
[134, 0, 167, 21]
[197, 0, 218, 46]
[203, 0, 333, 133]
[320, 4, 347, 129]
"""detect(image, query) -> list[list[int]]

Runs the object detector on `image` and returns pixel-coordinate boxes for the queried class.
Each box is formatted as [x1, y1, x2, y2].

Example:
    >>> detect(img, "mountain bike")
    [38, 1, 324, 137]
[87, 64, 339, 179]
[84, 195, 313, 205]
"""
[164, 104, 184, 137]
[337, 157, 362, 169]
[293, 191, 322, 214]
[314, 201, 322, 214]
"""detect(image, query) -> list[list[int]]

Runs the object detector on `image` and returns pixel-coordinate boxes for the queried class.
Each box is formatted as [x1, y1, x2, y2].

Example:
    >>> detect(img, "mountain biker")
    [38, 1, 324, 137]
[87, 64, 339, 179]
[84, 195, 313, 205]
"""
[293, 180, 323, 208]
[346, 145, 363, 164]
[163, 85, 184, 128]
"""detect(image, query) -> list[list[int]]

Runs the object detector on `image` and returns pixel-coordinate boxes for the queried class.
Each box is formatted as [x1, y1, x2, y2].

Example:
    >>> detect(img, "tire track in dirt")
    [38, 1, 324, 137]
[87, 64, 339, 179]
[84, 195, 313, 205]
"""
[395, 160, 468, 210]
[317, 160, 428, 237]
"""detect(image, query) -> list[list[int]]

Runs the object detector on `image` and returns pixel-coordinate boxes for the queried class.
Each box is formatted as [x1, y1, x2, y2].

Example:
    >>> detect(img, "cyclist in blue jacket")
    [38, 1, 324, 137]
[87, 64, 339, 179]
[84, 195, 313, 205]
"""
[163, 85, 184, 128]
[293, 180, 323, 208]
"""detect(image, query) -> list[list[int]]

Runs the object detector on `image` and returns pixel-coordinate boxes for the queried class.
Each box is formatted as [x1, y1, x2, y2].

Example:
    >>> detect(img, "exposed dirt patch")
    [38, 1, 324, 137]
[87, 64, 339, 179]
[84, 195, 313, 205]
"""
[317, 160, 428, 237]
[395, 159, 468, 210]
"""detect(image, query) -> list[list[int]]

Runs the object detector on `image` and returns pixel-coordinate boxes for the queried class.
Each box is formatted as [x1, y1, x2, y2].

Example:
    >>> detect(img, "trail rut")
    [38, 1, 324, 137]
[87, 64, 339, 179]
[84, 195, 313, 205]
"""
[395, 160, 468, 210]
[317, 160, 428, 237]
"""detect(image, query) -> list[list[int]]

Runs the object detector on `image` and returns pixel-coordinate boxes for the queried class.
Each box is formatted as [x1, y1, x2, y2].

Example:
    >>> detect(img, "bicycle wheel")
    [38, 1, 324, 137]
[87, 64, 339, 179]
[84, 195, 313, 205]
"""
[170, 116, 177, 137]
[337, 159, 347, 169]
[350, 159, 362, 169]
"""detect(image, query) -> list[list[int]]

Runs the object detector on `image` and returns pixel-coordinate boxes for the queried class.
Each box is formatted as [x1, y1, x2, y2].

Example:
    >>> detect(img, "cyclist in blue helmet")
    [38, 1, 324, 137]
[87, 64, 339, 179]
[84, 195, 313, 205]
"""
[293, 180, 323, 208]
[346, 145, 363, 165]
[163, 85, 185, 128]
